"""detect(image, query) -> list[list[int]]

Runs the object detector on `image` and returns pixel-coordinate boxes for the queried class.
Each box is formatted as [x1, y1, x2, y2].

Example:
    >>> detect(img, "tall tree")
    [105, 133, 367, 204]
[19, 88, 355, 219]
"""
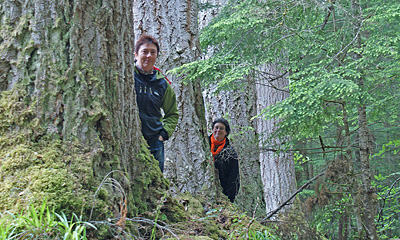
[255, 64, 296, 215]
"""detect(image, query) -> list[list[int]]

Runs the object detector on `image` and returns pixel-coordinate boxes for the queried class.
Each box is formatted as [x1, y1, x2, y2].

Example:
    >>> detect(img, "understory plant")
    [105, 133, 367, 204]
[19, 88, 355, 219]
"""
[0, 199, 96, 240]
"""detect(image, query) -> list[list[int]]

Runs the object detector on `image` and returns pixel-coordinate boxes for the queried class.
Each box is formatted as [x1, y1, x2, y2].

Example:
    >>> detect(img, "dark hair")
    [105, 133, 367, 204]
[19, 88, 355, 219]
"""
[212, 118, 231, 136]
[135, 34, 160, 55]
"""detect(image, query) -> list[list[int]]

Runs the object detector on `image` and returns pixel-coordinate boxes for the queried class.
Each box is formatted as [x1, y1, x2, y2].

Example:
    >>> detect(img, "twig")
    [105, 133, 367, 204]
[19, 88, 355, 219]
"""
[90, 217, 180, 239]
[89, 170, 126, 221]
[377, 176, 400, 222]
[246, 198, 260, 239]
[260, 171, 325, 222]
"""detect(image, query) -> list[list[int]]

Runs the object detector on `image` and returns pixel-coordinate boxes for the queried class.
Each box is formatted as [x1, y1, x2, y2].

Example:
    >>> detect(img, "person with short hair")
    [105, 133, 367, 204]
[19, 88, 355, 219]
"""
[209, 118, 240, 202]
[134, 35, 178, 173]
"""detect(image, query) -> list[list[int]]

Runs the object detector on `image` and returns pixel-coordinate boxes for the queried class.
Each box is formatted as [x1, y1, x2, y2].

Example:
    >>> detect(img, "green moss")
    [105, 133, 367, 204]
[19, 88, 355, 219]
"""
[0, 88, 105, 217]
[0, 138, 100, 216]
[126, 140, 170, 215]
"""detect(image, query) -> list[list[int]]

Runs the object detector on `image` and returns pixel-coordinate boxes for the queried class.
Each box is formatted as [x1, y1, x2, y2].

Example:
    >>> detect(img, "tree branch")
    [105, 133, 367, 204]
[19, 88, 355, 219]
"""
[377, 176, 400, 223]
[260, 171, 326, 222]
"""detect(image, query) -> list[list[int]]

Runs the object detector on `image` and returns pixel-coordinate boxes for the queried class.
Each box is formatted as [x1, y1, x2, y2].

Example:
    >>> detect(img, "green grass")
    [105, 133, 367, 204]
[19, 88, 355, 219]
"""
[0, 199, 96, 240]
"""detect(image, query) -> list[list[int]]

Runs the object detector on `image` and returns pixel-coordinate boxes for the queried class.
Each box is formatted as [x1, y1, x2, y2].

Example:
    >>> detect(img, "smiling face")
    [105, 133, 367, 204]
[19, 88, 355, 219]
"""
[212, 122, 227, 142]
[135, 43, 158, 72]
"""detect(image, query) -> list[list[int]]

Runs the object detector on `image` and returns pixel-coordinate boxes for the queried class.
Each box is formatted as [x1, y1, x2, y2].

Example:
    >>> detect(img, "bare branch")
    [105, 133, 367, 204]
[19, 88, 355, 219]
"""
[377, 176, 400, 223]
[260, 171, 326, 222]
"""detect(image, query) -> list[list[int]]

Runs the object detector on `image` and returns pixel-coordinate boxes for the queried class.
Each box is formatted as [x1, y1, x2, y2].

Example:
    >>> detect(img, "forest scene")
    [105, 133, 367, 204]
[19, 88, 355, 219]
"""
[0, 0, 399, 239]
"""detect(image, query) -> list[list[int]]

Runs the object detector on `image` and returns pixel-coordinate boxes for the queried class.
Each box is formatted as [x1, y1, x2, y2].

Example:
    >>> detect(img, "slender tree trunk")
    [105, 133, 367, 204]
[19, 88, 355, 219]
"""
[352, 0, 378, 238]
[356, 88, 378, 238]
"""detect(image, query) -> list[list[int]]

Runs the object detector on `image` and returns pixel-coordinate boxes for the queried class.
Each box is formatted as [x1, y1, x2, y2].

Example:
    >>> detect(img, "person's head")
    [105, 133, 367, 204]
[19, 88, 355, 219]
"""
[134, 35, 160, 71]
[212, 118, 231, 142]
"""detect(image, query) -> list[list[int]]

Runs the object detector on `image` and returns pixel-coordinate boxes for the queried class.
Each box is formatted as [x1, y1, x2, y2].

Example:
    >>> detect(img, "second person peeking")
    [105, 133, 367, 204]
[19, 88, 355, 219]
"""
[134, 34, 179, 173]
[209, 118, 240, 203]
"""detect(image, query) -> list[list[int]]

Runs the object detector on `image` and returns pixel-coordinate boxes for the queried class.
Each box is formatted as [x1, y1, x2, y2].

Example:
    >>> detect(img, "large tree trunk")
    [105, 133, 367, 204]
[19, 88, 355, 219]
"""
[0, 0, 166, 221]
[203, 80, 265, 215]
[199, 0, 265, 214]
[132, 0, 215, 198]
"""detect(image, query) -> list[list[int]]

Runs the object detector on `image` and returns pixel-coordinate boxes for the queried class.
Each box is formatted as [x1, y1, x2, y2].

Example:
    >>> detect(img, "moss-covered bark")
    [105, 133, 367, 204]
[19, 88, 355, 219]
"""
[0, 0, 168, 225]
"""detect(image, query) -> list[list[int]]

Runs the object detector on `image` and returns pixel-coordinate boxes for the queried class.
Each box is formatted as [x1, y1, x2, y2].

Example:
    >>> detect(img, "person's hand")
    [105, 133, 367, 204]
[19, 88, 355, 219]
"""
[158, 136, 164, 141]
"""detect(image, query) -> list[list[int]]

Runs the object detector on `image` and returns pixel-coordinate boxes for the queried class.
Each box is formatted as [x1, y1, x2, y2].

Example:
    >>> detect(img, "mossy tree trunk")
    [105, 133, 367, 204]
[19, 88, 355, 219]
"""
[132, 0, 216, 199]
[0, 0, 167, 220]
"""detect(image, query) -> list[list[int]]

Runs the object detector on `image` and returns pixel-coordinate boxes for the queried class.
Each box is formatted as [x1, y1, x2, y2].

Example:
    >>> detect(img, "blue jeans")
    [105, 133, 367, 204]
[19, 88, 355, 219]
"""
[148, 140, 165, 172]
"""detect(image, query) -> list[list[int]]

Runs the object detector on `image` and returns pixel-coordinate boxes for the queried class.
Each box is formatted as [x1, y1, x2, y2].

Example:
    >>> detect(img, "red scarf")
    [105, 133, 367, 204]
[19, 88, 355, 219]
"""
[211, 134, 226, 161]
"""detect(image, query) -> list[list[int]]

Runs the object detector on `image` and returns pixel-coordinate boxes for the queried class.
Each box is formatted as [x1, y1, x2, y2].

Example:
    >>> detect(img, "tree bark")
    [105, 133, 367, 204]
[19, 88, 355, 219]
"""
[352, 1, 378, 238]
[255, 64, 296, 214]
[355, 86, 378, 238]
[0, 0, 166, 220]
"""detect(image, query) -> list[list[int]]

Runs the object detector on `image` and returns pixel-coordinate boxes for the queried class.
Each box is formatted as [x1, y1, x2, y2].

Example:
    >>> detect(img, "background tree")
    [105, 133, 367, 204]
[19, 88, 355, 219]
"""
[198, 0, 265, 216]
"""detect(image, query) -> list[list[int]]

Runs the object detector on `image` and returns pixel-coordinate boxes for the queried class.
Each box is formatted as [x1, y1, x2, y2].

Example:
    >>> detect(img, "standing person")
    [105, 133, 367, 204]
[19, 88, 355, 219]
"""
[134, 34, 179, 173]
[209, 118, 240, 203]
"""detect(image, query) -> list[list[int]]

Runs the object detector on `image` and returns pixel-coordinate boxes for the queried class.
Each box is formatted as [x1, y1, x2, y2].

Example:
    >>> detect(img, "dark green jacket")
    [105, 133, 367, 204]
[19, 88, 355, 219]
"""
[135, 67, 178, 144]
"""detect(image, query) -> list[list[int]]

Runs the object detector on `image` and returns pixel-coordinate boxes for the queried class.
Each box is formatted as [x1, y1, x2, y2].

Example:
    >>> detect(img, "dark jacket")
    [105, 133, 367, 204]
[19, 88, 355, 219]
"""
[209, 135, 240, 202]
[135, 67, 179, 144]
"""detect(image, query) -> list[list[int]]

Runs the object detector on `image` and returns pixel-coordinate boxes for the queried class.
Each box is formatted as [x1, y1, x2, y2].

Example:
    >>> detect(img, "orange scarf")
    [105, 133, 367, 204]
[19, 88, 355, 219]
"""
[211, 134, 226, 161]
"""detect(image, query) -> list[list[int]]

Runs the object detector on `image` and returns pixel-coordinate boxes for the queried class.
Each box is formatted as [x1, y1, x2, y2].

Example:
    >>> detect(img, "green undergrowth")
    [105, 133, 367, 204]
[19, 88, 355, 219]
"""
[138, 193, 276, 240]
[0, 193, 277, 239]
[0, 199, 96, 240]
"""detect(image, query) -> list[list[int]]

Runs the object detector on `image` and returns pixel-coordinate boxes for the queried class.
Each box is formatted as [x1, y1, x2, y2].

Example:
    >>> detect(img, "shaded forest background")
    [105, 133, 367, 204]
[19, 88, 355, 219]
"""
[0, 0, 399, 239]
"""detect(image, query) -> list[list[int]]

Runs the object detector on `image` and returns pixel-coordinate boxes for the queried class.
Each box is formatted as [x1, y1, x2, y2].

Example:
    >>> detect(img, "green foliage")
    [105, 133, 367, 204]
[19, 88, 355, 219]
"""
[373, 171, 400, 239]
[22, 199, 58, 236]
[246, 229, 278, 240]
[372, 140, 400, 239]
[375, 140, 400, 158]
[0, 199, 96, 240]
[172, 0, 400, 147]
[55, 212, 96, 240]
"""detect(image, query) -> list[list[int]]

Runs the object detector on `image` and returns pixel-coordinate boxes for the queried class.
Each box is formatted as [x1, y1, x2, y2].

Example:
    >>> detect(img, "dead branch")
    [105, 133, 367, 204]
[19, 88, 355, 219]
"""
[260, 171, 326, 222]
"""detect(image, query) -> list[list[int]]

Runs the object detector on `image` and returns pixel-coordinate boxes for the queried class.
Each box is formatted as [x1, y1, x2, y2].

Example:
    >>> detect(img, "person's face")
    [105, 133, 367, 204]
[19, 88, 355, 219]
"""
[135, 43, 158, 72]
[212, 122, 227, 142]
